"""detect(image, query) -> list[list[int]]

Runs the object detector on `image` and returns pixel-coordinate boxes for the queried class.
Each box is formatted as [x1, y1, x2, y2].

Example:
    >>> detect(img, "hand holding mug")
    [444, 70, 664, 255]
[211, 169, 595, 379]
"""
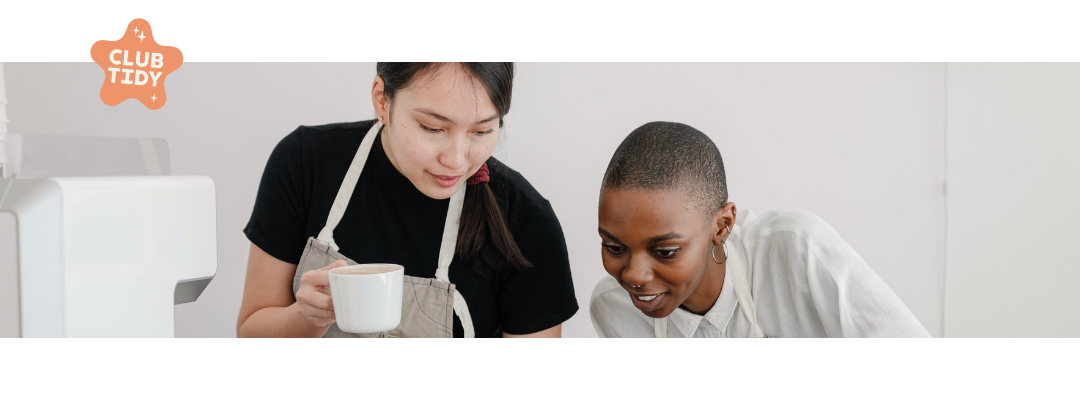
[295, 260, 348, 327]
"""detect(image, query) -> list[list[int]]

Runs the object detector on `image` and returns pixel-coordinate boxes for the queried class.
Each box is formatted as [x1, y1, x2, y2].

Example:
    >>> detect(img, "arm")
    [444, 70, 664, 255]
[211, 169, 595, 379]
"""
[497, 200, 579, 337]
[236, 243, 342, 338]
[784, 214, 931, 338]
[589, 275, 642, 338]
[503, 324, 562, 338]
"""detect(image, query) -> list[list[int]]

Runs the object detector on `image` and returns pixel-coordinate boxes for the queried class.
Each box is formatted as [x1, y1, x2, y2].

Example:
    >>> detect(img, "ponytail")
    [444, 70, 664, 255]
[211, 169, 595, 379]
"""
[457, 164, 532, 274]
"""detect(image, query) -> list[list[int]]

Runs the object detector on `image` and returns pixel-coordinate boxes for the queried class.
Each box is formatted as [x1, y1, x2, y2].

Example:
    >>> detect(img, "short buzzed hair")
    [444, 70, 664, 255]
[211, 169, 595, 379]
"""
[601, 121, 728, 219]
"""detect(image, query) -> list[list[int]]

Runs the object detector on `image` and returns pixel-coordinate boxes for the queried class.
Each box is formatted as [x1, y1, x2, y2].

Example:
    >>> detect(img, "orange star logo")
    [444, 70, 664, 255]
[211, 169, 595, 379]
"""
[90, 19, 183, 110]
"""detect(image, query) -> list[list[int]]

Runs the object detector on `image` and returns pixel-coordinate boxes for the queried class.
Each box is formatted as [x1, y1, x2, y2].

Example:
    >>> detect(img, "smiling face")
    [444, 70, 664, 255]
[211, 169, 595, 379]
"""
[372, 65, 501, 200]
[598, 187, 735, 318]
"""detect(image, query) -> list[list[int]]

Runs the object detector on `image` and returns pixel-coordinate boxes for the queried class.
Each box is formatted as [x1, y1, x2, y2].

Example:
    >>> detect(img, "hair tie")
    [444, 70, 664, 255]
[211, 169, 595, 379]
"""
[467, 163, 490, 185]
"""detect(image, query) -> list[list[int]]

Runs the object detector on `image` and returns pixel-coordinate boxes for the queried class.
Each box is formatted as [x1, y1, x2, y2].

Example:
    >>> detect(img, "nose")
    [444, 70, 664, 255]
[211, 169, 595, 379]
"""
[439, 133, 468, 172]
[622, 253, 654, 288]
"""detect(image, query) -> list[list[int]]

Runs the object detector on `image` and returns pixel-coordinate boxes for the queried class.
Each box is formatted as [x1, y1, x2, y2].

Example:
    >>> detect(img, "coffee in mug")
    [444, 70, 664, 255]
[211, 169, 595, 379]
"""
[328, 264, 404, 334]
[331, 266, 400, 275]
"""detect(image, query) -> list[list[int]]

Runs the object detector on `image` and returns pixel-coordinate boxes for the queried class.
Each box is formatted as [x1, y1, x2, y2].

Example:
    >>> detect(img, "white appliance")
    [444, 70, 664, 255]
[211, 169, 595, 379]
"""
[0, 63, 217, 337]
[0, 175, 217, 337]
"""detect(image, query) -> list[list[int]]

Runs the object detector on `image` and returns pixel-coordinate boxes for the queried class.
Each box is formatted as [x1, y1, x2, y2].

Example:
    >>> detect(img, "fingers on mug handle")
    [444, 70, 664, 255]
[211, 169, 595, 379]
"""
[320, 260, 348, 271]
[315, 260, 347, 286]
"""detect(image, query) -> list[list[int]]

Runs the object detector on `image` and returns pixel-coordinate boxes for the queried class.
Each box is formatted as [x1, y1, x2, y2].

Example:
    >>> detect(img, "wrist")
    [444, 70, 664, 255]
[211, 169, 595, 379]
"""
[288, 302, 333, 337]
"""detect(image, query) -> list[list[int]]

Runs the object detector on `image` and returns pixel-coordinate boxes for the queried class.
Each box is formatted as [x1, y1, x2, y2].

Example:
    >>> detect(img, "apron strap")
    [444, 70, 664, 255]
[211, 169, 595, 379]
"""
[435, 184, 474, 338]
[435, 184, 466, 282]
[316, 121, 382, 251]
[454, 291, 475, 338]
[727, 241, 765, 338]
[651, 236, 764, 338]
[653, 317, 668, 338]
[314, 120, 476, 337]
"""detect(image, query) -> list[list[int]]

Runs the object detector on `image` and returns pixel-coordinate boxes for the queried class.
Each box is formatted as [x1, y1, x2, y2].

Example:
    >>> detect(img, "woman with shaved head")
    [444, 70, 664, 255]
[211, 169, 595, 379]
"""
[590, 121, 929, 338]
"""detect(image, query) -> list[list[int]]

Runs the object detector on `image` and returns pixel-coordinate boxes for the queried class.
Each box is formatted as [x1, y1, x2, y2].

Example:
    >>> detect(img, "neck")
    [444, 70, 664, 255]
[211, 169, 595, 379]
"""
[681, 252, 726, 315]
[379, 123, 405, 176]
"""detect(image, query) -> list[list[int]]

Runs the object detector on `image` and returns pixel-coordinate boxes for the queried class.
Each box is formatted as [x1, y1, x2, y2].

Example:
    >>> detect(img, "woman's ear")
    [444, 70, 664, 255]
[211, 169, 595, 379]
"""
[371, 76, 389, 121]
[711, 202, 738, 246]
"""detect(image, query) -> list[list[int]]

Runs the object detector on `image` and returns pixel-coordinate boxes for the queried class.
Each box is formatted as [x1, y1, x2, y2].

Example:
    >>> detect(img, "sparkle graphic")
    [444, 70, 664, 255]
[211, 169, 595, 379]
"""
[151, 94, 157, 102]
[139, 31, 146, 42]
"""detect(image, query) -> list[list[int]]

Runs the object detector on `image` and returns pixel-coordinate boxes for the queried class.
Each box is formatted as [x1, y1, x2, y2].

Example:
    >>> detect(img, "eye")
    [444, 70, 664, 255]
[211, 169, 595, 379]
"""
[419, 123, 443, 133]
[474, 129, 495, 136]
[602, 244, 626, 256]
[653, 248, 680, 259]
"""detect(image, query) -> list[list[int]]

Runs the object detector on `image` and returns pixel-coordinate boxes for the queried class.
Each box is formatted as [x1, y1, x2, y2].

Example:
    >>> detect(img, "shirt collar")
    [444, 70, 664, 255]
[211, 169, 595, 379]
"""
[704, 246, 740, 333]
[666, 306, 703, 338]
[663, 207, 757, 338]
[665, 259, 738, 337]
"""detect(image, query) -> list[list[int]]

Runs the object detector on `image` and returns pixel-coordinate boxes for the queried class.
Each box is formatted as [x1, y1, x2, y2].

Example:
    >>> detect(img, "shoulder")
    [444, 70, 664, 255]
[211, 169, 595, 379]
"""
[739, 209, 865, 281]
[486, 157, 547, 207]
[590, 275, 625, 303]
[741, 209, 843, 247]
[485, 157, 557, 226]
[295, 119, 376, 135]
[265, 120, 376, 176]
[590, 275, 631, 315]
[589, 275, 649, 337]
[284, 119, 376, 151]
[738, 210, 849, 273]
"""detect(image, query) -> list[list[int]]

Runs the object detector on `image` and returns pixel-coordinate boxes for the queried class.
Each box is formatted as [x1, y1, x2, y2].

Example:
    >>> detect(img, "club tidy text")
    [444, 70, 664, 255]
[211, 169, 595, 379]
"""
[104, 50, 166, 87]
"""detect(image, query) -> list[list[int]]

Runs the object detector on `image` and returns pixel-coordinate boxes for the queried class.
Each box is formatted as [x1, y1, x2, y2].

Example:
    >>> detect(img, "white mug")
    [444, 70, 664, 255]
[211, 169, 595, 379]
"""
[328, 264, 404, 334]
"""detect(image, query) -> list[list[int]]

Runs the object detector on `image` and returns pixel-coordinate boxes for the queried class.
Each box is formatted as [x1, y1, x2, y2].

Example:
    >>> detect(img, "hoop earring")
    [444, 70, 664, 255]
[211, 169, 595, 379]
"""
[711, 241, 728, 264]
[711, 222, 733, 264]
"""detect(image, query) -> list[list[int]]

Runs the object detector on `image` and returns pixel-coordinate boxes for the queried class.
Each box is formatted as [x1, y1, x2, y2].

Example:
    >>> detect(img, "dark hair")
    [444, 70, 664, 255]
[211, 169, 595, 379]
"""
[376, 62, 530, 273]
[601, 121, 728, 219]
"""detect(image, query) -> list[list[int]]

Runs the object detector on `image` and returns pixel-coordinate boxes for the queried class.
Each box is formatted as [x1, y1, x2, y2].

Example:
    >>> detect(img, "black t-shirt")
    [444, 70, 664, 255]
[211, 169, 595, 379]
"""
[244, 120, 578, 337]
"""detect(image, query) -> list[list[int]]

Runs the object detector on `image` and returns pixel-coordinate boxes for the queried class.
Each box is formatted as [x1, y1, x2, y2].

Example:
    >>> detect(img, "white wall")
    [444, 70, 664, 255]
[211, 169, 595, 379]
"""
[4, 63, 948, 337]
[944, 63, 1080, 337]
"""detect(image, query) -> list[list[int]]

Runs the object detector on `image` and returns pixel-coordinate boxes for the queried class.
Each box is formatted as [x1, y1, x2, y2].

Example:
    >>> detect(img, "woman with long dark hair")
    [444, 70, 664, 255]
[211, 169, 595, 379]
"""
[237, 63, 578, 337]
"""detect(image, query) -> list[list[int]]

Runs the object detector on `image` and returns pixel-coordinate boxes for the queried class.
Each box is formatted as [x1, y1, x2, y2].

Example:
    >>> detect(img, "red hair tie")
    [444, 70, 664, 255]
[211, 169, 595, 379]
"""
[467, 163, 490, 185]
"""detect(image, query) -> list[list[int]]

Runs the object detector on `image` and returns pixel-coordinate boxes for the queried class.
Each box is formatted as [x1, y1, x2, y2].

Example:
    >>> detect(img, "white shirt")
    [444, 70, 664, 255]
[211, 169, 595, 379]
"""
[590, 209, 931, 338]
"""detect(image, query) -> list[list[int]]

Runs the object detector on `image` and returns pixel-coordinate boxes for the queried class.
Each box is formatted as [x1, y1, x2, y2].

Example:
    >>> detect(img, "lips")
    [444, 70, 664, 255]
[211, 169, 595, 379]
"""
[430, 173, 462, 187]
[629, 291, 666, 313]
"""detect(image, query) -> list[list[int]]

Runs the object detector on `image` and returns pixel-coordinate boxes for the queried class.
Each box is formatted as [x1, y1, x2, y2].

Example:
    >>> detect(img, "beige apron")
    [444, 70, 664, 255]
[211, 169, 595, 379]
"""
[291, 121, 476, 338]
[652, 239, 767, 338]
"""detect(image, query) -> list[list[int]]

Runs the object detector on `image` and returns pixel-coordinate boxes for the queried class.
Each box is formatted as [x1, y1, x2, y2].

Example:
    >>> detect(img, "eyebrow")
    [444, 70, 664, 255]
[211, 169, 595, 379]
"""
[646, 232, 684, 245]
[598, 228, 621, 243]
[414, 108, 500, 125]
[598, 228, 683, 245]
